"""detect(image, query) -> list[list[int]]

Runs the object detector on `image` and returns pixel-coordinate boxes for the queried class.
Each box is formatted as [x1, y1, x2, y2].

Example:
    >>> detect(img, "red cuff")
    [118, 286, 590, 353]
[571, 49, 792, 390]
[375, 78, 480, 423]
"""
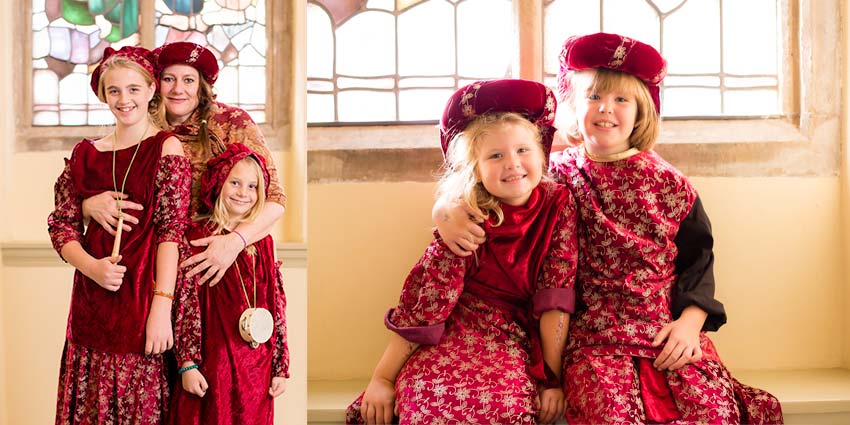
[532, 287, 576, 317]
[384, 308, 445, 345]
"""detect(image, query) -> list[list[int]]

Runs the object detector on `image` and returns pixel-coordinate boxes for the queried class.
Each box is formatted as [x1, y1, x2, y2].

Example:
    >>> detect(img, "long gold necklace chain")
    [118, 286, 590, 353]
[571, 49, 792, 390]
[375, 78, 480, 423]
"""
[112, 121, 151, 216]
[234, 251, 257, 310]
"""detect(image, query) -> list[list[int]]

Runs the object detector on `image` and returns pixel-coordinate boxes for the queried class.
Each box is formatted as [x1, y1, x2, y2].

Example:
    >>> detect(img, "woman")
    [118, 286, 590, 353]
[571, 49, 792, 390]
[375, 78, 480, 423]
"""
[81, 42, 286, 286]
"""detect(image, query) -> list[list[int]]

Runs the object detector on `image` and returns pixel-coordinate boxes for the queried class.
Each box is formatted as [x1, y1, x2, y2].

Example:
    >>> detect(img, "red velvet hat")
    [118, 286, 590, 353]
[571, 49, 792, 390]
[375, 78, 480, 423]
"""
[199, 143, 270, 214]
[90, 46, 157, 96]
[558, 32, 667, 113]
[154, 42, 220, 84]
[440, 79, 557, 158]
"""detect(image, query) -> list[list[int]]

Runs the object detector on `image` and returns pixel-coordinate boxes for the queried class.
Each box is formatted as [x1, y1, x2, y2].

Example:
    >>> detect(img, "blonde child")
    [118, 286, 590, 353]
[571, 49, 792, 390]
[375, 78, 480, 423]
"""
[346, 79, 578, 424]
[168, 143, 289, 425]
[47, 46, 191, 423]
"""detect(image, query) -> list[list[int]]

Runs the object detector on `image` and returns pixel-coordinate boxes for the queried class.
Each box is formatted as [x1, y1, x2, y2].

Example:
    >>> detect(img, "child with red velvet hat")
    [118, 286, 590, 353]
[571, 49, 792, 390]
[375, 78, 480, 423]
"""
[168, 143, 289, 425]
[48, 45, 191, 423]
[550, 31, 783, 425]
[347, 79, 579, 424]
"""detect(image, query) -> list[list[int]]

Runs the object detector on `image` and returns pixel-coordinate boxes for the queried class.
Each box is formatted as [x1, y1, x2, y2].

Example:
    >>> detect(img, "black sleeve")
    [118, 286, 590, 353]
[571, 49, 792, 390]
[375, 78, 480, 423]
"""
[672, 196, 727, 332]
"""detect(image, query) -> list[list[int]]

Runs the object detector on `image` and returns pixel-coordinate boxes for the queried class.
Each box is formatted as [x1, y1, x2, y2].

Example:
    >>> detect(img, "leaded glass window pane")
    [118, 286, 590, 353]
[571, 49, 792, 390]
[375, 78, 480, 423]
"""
[31, 0, 268, 126]
[32, 0, 141, 126]
[307, 0, 513, 124]
[544, 0, 781, 117]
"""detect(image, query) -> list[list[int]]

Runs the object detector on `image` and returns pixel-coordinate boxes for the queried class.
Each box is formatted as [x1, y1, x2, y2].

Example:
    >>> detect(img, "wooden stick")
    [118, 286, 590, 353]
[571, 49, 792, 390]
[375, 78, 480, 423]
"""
[111, 214, 124, 257]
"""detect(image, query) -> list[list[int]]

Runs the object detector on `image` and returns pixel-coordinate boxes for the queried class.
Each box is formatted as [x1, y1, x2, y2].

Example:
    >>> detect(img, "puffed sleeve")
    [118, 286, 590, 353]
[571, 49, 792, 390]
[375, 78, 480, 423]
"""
[672, 196, 727, 331]
[384, 232, 468, 345]
[153, 155, 191, 244]
[173, 241, 203, 366]
[533, 189, 579, 317]
[271, 260, 290, 379]
[223, 107, 287, 208]
[47, 157, 83, 259]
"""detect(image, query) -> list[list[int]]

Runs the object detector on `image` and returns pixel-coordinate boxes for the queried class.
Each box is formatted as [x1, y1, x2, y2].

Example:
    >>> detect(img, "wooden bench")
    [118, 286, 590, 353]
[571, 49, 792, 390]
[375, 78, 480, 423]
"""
[308, 368, 850, 424]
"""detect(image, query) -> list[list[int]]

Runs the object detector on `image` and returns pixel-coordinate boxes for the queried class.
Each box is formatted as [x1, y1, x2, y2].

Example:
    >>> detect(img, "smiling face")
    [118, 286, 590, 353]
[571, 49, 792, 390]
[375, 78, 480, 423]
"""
[474, 122, 544, 206]
[220, 158, 261, 223]
[560, 68, 659, 153]
[573, 69, 638, 156]
[101, 65, 156, 127]
[159, 64, 202, 125]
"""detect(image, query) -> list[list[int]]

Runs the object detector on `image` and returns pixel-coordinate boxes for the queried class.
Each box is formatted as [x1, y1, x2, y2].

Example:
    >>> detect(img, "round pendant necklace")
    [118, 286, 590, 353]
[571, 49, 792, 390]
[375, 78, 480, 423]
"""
[235, 250, 274, 348]
[110, 121, 150, 256]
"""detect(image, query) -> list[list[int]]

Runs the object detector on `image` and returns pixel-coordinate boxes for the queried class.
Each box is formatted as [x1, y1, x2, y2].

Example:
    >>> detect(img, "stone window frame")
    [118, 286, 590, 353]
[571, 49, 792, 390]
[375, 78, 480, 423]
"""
[308, 0, 840, 182]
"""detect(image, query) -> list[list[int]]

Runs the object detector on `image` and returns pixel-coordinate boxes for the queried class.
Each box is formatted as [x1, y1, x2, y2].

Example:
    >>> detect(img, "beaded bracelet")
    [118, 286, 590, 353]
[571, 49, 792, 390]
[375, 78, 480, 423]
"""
[152, 289, 174, 300]
[233, 230, 248, 249]
[178, 364, 199, 374]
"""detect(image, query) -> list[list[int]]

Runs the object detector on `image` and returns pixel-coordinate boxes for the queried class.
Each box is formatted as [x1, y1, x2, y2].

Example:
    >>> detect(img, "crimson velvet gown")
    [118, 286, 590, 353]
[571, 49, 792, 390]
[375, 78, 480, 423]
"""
[169, 222, 289, 425]
[47, 131, 191, 424]
[346, 181, 578, 424]
[549, 147, 783, 424]
[168, 101, 286, 217]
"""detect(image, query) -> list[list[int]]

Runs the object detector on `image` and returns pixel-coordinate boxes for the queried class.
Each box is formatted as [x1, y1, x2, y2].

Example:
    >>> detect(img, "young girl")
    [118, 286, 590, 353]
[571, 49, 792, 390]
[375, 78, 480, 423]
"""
[168, 143, 289, 425]
[551, 32, 782, 424]
[346, 79, 578, 424]
[47, 46, 191, 423]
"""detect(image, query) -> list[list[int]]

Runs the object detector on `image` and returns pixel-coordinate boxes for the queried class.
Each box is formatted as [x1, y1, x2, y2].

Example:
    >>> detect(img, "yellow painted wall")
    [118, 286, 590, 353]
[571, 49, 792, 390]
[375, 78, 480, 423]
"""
[842, 0, 850, 369]
[308, 177, 845, 381]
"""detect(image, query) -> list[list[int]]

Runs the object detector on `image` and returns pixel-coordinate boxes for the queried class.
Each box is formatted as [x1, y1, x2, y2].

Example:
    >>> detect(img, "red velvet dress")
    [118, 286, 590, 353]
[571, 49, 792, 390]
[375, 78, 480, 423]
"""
[168, 222, 289, 425]
[347, 181, 578, 424]
[550, 147, 783, 424]
[47, 131, 191, 424]
[169, 101, 286, 216]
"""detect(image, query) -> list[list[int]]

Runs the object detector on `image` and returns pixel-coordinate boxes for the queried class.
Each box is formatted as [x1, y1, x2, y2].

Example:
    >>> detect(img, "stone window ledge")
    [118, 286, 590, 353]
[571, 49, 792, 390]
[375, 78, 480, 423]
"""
[308, 117, 839, 183]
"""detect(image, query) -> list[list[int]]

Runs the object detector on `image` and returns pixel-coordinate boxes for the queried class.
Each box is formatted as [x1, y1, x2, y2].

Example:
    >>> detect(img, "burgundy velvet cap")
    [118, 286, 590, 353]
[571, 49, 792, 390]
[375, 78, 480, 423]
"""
[199, 143, 270, 214]
[440, 79, 557, 158]
[154, 42, 220, 84]
[558, 32, 667, 113]
[90, 46, 157, 96]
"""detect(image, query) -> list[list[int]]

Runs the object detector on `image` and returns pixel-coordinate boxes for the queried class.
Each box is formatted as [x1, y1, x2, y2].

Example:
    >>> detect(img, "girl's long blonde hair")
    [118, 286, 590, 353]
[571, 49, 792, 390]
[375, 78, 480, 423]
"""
[198, 156, 267, 235]
[437, 112, 546, 227]
[96, 56, 167, 129]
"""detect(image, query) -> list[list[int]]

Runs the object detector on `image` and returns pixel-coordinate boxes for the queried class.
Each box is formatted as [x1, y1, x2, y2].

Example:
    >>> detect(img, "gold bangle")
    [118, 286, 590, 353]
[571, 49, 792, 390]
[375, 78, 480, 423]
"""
[152, 289, 174, 300]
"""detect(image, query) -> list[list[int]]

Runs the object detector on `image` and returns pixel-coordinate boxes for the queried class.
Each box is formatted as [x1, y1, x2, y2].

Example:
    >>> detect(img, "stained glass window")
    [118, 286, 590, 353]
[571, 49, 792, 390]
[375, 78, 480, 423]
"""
[307, 0, 513, 124]
[31, 0, 267, 126]
[543, 0, 780, 117]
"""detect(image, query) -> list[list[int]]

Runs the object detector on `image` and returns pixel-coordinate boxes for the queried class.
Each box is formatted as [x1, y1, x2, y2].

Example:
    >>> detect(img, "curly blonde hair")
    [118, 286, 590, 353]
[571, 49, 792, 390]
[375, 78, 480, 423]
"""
[437, 112, 546, 227]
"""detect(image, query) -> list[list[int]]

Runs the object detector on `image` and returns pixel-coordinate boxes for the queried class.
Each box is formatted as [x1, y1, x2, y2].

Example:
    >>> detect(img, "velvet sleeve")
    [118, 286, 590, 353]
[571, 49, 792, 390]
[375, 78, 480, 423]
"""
[533, 192, 579, 317]
[672, 196, 727, 331]
[173, 242, 203, 366]
[153, 155, 191, 244]
[385, 233, 468, 345]
[271, 260, 290, 378]
[47, 158, 84, 259]
[227, 109, 286, 209]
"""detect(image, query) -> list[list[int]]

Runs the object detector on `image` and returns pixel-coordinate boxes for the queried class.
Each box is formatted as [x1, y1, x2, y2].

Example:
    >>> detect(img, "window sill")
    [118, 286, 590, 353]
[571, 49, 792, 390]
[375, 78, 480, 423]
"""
[308, 117, 839, 183]
[15, 123, 284, 152]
